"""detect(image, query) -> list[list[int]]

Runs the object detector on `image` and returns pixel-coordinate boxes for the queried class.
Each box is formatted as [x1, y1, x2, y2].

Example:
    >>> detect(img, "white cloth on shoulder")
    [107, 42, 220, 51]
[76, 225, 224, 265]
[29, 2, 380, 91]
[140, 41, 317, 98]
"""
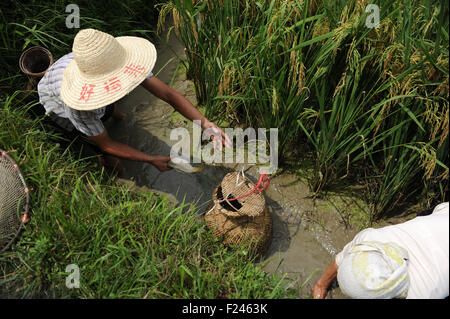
[335, 202, 449, 298]
[337, 241, 410, 299]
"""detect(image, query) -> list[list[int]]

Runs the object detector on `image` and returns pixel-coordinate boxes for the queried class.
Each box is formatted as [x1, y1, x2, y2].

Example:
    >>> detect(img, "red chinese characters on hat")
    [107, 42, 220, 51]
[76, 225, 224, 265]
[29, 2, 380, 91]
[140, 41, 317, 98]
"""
[79, 84, 96, 102]
[123, 63, 145, 78]
[104, 77, 121, 94]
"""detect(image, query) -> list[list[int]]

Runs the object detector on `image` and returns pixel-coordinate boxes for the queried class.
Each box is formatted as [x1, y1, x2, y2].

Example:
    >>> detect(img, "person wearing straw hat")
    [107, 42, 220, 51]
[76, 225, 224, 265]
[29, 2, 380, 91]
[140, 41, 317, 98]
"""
[38, 28, 231, 172]
[312, 202, 449, 299]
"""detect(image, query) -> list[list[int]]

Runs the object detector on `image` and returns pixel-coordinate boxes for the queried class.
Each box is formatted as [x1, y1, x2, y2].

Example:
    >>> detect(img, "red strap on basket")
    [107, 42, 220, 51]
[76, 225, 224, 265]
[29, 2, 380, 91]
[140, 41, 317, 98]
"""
[219, 173, 270, 203]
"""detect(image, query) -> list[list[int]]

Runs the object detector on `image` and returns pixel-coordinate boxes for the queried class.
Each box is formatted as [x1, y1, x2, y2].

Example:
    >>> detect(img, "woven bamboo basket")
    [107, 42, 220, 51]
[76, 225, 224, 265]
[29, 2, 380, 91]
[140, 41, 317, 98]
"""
[203, 172, 272, 257]
[19, 46, 54, 78]
[19, 46, 54, 91]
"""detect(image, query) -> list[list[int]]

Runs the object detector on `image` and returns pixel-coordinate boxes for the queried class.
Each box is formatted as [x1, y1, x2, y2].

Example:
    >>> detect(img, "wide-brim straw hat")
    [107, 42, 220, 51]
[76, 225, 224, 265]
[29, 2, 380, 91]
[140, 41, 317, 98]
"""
[60, 28, 157, 110]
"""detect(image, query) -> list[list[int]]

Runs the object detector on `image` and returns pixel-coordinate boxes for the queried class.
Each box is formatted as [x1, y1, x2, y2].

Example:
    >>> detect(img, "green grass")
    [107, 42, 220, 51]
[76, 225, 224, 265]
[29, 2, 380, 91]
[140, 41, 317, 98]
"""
[0, 93, 299, 298]
[160, 0, 449, 219]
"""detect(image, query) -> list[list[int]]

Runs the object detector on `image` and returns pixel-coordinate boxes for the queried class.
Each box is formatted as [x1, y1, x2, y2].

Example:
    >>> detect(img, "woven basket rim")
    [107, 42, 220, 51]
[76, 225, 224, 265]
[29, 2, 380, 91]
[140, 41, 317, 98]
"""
[19, 46, 54, 78]
[214, 172, 265, 217]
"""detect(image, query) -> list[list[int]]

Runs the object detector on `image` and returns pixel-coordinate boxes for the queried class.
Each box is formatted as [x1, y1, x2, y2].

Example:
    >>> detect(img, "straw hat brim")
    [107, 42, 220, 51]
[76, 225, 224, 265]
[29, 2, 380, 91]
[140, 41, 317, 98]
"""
[60, 36, 157, 111]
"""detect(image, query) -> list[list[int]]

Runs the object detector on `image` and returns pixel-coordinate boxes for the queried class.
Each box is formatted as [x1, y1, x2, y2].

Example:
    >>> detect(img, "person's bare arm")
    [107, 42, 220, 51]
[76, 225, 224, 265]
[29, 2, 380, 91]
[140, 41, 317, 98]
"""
[88, 129, 172, 172]
[141, 76, 206, 123]
[311, 261, 338, 299]
[141, 77, 231, 149]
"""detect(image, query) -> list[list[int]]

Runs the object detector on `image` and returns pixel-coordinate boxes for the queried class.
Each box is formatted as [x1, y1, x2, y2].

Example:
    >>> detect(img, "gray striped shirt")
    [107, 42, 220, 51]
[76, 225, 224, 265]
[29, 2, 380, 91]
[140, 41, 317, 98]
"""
[37, 52, 153, 136]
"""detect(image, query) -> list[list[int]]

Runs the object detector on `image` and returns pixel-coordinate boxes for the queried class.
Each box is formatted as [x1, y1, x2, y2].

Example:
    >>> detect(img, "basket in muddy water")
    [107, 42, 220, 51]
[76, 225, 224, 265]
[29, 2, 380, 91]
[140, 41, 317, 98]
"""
[203, 172, 272, 257]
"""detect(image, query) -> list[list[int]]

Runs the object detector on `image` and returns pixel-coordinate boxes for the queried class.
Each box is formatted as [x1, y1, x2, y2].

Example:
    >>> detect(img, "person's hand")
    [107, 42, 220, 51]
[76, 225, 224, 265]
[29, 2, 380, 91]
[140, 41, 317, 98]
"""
[150, 155, 172, 172]
[201, 120, 232, 151]
[311, 281, 328, 299]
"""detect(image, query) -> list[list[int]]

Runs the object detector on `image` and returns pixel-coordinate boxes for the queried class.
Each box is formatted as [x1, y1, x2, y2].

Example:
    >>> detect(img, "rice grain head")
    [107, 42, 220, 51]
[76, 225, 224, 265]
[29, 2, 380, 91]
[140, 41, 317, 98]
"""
[418, 143, 437, 180]
[219, 65, 235, 96]
[272, 85, 279, 117]
[157, 2, 175, 34]
[266, 13, 278, 41]
[288, 35, 299, 86]
[173, 8, 182, 37]
[297, 62, 306, 97]
[312, 18, 330, 39]
[439, 106, 449, 148]
[190, 18, 198, 42]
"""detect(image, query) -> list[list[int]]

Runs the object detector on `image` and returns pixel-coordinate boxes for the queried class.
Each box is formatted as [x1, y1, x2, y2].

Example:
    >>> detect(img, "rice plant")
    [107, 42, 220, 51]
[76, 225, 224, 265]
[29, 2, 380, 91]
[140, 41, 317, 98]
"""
[160, 0, 448, 219]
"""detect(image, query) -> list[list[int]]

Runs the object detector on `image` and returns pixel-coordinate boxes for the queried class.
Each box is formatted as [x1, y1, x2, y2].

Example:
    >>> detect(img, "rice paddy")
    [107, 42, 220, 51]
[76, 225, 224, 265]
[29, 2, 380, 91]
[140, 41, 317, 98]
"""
[0, 0, 448, 299]
[160, 0, 448, 219]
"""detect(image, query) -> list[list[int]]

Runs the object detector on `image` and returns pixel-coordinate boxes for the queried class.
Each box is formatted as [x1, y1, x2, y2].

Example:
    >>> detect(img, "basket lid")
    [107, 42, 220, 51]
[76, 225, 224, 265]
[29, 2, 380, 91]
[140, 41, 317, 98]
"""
[217, 172, 265, 217]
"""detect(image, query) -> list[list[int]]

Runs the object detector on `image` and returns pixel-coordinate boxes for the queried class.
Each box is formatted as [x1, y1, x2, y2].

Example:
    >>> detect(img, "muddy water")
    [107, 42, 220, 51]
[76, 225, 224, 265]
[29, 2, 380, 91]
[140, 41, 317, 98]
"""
[105, 20, 412, 299]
